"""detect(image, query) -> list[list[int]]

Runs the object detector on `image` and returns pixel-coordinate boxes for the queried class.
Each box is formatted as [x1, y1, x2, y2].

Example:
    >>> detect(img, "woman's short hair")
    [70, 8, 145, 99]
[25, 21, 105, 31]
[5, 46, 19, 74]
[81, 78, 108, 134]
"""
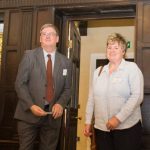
[106, 33, 127, 52]
[40, 23, 59, 36]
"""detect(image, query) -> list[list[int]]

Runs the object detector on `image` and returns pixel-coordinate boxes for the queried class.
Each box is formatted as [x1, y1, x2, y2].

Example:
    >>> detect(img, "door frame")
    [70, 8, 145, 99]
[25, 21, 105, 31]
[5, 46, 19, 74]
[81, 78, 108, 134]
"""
[56, 2, 136, 56]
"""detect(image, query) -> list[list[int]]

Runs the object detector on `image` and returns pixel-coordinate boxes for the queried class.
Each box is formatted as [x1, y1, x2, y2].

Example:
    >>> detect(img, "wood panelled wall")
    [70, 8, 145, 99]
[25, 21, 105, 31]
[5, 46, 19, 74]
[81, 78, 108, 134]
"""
[137, 1, 150, 150]
[0, 0, 136, 8]
[0, 6, 55, 149]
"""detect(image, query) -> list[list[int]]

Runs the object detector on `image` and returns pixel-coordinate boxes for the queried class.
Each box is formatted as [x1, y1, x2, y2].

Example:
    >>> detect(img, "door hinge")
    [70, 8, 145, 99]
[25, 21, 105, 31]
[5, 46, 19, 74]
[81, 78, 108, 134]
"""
[76, 136, 80, 142]
[78, 104, 80, 109]
[68, 40, 72, 49]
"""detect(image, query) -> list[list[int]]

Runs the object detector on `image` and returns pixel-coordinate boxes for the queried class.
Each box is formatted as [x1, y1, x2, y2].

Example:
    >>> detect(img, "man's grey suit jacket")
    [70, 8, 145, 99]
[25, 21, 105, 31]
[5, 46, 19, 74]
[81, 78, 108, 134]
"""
[14, 47, 72, 128]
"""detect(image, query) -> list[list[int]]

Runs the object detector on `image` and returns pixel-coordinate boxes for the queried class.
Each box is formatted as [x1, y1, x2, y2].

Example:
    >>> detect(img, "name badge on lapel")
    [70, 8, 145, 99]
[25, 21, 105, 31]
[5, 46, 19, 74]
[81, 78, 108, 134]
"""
[63, 69, 67, 76]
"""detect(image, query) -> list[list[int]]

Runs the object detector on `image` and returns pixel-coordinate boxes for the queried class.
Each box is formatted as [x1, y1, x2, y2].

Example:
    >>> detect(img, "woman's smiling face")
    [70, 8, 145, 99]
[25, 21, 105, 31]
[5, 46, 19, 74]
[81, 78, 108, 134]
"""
[106, 41, 125, 63]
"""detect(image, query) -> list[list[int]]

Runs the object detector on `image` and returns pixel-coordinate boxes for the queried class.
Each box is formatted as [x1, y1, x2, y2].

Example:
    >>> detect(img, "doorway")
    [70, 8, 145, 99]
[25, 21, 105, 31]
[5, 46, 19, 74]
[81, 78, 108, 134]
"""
[55, 3, 136, 150]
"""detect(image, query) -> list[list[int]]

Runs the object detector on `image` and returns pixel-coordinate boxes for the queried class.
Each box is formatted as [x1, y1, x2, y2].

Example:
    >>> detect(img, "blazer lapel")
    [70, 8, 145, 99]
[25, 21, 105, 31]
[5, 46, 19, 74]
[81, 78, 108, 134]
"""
[53, 52, 61, 90]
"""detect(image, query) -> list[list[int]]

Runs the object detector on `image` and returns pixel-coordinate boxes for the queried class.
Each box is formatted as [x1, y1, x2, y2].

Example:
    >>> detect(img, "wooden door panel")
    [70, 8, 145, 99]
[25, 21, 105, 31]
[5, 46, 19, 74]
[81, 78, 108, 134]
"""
[137, 1, 150, 92]
[20, 11, 33, 56]
[5, 51, 18, 84]
[0, 10, 21, 149]
[0, 9, 21, 132]
[0, 90, 17, 138]
[3, 11, 21, 83]
[54, 13, 63, 52]
[32, 7, 54, 48]
[142, 48, 150, 91]
[7, 11, 21, 46]
[143, 4, 150, 42]
[65, 108, 78, 150]
[141, 94, 150, 150]
[0, 7, 55, 150]
[141, 95, 150, 134]
[137, 1, 150, 150]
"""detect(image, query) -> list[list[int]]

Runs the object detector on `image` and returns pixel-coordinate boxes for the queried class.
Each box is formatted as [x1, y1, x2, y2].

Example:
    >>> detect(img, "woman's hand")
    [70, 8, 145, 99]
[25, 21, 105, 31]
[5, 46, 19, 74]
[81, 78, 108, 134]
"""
[84, 124, 92, 137]
[106, 116, 121, 130]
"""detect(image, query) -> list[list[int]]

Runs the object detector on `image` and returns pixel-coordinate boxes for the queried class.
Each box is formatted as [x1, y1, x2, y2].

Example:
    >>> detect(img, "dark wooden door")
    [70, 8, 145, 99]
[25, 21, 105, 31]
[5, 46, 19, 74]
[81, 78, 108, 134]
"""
[57, 21, 81, 150]
[136, 1, 150, 150]
[0, 7, 80, 150]
[66, 21, 81, 150]
[0, 7, 55, 150]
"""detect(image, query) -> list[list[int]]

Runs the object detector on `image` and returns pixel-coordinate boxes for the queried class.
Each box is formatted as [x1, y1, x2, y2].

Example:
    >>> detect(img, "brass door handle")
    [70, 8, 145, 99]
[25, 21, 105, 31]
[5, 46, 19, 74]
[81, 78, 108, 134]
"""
[73, 116, 82, 120]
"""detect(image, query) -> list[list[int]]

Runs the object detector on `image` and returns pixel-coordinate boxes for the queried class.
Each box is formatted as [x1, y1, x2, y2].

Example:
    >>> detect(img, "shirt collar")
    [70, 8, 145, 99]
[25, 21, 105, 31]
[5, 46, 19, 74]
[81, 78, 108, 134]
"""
[43, 49, 56, 60]
[103, 58, 126, 73]
[117, 59, 126, 70]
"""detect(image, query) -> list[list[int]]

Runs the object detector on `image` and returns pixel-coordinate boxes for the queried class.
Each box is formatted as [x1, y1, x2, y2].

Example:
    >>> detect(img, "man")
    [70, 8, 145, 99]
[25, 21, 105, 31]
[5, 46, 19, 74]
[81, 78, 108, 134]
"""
[14, 24, 72, 150]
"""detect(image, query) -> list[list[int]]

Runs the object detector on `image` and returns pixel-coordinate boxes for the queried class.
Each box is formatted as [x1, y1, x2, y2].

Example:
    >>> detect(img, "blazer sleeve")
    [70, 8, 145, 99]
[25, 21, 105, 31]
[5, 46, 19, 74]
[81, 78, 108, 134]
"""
[15, 51, 34, 111]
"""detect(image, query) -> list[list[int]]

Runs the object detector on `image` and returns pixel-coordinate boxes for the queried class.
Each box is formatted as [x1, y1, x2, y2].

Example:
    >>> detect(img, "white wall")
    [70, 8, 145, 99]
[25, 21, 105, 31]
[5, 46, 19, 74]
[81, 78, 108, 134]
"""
[0, 23, 4, 33]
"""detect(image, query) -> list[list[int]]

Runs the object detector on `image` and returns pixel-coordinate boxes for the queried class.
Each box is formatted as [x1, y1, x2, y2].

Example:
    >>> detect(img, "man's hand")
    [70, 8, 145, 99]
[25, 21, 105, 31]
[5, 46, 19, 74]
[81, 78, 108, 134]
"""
[106, 116, 121, 130]
[30, 105, 47, 116]
[52, 104, 63, 119]
[84, 124, 92, 137]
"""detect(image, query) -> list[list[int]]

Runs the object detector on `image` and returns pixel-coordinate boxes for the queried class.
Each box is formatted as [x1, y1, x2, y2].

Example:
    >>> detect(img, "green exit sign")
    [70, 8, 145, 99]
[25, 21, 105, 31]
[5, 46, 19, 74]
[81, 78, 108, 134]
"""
[127, 41, 131, 48]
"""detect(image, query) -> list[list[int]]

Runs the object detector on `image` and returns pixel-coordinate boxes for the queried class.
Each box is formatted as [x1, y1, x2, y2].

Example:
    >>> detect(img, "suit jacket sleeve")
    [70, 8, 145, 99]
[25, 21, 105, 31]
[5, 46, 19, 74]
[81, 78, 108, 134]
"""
[15, 51, 34, 111]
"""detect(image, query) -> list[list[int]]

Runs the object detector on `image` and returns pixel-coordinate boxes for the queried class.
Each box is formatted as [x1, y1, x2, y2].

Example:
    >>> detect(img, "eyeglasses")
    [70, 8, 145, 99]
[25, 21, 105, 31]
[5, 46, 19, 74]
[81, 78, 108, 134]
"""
[41, 32, 57, 37]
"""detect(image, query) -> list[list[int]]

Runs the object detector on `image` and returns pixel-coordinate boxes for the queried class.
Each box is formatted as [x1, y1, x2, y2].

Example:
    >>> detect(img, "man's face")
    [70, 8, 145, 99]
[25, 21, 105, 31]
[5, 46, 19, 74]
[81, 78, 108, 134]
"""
[40, 27, 59, 49]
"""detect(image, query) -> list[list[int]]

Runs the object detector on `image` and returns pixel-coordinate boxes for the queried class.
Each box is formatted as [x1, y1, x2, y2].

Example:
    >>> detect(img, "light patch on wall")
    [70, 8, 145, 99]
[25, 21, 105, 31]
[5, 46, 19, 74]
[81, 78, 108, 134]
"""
[0, 23, 4, 32]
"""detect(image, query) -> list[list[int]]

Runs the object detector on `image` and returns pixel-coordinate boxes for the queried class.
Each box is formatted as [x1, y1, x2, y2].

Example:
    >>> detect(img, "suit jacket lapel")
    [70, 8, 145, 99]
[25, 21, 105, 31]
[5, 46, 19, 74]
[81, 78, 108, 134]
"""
[53, 52, 61, 89]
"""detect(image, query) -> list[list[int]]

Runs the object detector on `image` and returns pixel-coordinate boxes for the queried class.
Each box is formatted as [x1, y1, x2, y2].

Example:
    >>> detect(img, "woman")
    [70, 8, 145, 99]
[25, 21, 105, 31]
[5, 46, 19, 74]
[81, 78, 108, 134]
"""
[84, 33, 144, 150]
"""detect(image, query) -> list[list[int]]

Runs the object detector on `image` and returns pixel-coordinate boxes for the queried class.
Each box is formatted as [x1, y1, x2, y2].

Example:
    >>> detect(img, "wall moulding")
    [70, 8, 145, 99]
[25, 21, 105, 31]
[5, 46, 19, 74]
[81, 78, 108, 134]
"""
[0, 0, 136, 9]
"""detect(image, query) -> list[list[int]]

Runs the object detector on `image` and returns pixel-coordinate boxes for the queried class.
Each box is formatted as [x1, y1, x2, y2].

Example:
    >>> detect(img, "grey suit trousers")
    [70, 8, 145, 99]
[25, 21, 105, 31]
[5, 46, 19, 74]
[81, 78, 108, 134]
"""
[17, 116, 60, 150]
